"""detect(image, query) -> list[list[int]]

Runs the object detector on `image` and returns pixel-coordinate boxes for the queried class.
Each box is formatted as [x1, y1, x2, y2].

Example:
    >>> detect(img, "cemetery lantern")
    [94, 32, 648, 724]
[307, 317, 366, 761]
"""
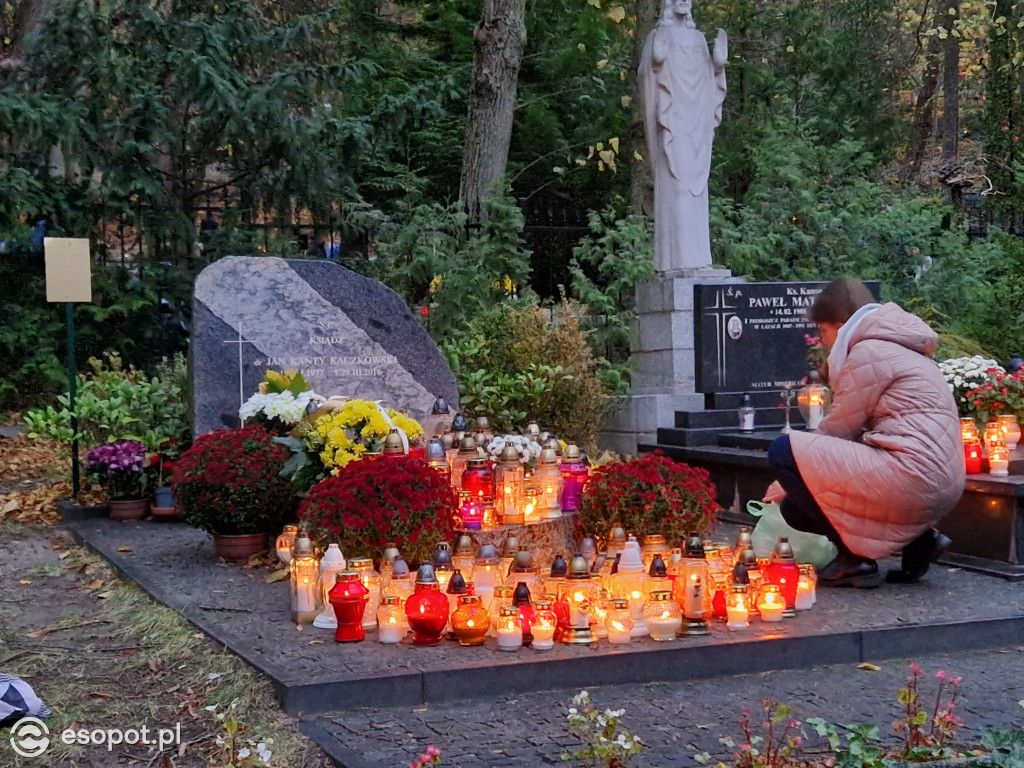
[461, 457, 494, 506]
[531, 599, 558, 650]
[557, 555, 598, 644]
[382, 429, 406, 456]
[998, 414, 1020, 450]
[495, 445, 525, 524]
[964, 440, 983, 474]
[313, 543, 347, 629]
[425, 439, 452, 484]
[349, 558, 382, 630]
[643, 590, 683, 641]
[275, 524, 299, 566]
[988, 439, 1010, 476]
[472, 545, 501, 605]
[560, 443, 589, 512]
[376, 595, 407, 644]
[764, 538, 800, 617]
[757, 584, 784, 622]
[290, 532, 320, 624]
[496, 606, 524, 651]
[328, 571, 369, 643]
[535, 448, 563, 519]
[450, 594, 490, 646]
[960, 417, 980, 444]
[451, 437, 480, 490]
[725, 583, 750, 630]
[797, 371, 831, 431]
[604, 598, 633, 644]
[677, 535, 711, 637]
[405, 565, 450, 646]
[432, 541, 455, 592]
[612, 536, 648, 632]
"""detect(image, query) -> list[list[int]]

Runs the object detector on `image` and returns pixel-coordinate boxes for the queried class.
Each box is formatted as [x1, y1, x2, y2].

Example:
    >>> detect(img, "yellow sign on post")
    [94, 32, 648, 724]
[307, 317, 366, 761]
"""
[44, 237, 93, 303]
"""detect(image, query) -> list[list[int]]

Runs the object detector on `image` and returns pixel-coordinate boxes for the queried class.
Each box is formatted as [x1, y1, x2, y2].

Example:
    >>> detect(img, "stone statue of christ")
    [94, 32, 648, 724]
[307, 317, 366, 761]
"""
[639, 0, 727, 273]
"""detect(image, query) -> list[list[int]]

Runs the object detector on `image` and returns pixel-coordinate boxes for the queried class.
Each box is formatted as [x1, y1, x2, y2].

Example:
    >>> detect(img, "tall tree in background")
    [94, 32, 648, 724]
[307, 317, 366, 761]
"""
[459, 0, 527, 224]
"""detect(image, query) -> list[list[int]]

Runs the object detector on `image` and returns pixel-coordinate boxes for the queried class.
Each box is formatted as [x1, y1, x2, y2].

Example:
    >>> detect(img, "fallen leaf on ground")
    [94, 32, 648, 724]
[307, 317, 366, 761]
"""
[857, 662, 881, 671]
[308, 639, 324, 645]
[19, 579, 31, 585]
[86, 581, 104, 590]
[265, 569, 289, 583]
[96, 591, 113, 599]
[89, 692, 114, 699]
[57, 551, 70, 559]
[117, 546, 132, 552]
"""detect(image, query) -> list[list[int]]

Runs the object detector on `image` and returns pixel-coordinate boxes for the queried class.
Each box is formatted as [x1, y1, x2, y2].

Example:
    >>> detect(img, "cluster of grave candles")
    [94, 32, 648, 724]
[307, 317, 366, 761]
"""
[275, 524, 818, 648]
[961, 416, 1019, 476]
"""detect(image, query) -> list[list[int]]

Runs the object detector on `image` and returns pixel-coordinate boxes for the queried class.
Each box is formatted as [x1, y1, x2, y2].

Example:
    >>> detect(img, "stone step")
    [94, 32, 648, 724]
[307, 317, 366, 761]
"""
[674, 407, 803, 429]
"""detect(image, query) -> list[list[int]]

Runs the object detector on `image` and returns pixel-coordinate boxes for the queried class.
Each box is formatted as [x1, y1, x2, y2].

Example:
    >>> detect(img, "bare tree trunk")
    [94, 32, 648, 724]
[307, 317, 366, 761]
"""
[939, 0, 961, 159]
[908, 36, 941, 174]
[458, 0, 526, 226]
[628, 0, 660, 216]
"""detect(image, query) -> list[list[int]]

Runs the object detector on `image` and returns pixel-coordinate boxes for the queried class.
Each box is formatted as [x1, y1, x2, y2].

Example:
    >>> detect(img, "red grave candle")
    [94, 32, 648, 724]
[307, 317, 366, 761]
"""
[328, 571, 370, 643]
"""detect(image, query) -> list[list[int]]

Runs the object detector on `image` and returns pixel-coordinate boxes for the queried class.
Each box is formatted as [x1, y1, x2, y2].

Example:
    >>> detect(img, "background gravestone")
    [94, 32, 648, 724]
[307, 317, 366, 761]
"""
[192, 256, 458, 437]
[694, 281, 881, 394]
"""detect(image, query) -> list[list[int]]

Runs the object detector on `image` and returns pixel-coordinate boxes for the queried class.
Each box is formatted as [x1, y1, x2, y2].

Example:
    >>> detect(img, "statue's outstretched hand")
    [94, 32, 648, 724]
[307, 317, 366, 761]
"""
[713, 28, 728, 68]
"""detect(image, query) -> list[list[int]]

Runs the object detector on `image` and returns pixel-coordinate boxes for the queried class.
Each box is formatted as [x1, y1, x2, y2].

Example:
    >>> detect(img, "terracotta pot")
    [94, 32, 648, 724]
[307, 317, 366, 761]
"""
[109, 498, 149, 520]
[213, 533, 268, 561]
[150, 506, 180, 521]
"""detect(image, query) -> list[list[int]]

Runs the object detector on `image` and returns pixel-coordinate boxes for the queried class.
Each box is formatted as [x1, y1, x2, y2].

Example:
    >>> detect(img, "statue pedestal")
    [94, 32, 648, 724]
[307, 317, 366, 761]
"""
[459, 515, 579, 574]
[598, 269, 745, 455]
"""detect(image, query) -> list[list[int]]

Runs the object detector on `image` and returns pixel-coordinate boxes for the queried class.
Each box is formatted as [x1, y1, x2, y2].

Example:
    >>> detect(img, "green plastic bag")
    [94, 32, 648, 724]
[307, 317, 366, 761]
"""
[746, 500, 838, 568]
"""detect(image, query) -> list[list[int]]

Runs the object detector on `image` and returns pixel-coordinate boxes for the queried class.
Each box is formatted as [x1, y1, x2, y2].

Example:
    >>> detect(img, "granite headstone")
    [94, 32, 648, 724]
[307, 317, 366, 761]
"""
[694, 281, 880, 393]
[192, 256, 459, 437]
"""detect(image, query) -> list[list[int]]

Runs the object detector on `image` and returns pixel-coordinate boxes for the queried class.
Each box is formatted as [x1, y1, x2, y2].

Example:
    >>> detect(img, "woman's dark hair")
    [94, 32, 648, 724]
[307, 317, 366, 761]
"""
[808, 278, 875, 324]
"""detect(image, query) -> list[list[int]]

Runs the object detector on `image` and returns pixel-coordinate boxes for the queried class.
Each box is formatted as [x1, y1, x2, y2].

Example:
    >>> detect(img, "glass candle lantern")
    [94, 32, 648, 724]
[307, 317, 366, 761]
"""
[521, 487, 542, 524]
[523, 421, 542, 443]
[432, 541, 454, 592]
[327, 571, 369, 642]
[764, 538, 800, 617]
[989, 439, 1010, 476]
[612, 536, 649, 635]
[508, 550, 543, 596]
[473, 545, 501, 607]
[606, 524, 628, 557]
[383, 556, 414, 613]
[290, 532, 320, 625]
[380, 542, 400, 590]
[560, 443, 589, 512]
[964, 440, 983, 474]
[605, 598, 634, 644]
[450, 594, 490, 646]
[452, 535, 476, 580]
[535, 448, 563, 519]
[459, 499, 485, 531]
[487, 585, 514, 637]
[348, 557, 381, 631]
[543, 554, 568, 597]
[531, 599, 558, 650]
[495, 445, 526, 524]
[496, 606, 523, 651]
[960, 417, 980, 444]
[446, 569, 468, 623]
[725, 584, 750, 630]
[425, 438, 452, 485]
[643, 591, 683, 641]
[984, 421, 1004, 456]
[405, 565, 450, 646]
[799, 563, 817, 606]
[590, 588, 612, 639]
[676, 535, 711, 636]
[757, 584, 785, 622]
[377, 595, 406, 644]
[313, 543, 347, 629]
[795, 567, 815, 611]
[275, 524, 299, 566]
[512, 581, 535, 646]
[451, 437, 480, 490]
[797, 370, 832, 430]
[645, 555, 673, 600]
[557, 555, 598, 644]
[473, 415, 494, 448]
[499, 537, 519, 584]
[998, 414, 1021, 450]
[462, 457, 495, 505]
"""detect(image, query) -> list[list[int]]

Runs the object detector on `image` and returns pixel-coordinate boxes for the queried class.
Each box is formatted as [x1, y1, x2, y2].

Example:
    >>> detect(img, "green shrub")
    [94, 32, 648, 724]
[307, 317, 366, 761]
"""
[443, 300, 612, 448]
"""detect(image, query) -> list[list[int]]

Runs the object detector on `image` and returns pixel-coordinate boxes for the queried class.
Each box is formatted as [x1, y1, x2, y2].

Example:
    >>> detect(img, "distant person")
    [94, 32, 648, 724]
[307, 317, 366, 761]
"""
[762, 278, 964, 588]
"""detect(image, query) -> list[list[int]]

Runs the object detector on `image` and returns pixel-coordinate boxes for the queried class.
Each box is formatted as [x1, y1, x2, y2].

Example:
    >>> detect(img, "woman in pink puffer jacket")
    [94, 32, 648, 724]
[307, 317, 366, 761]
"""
[763, 278, 964, 588]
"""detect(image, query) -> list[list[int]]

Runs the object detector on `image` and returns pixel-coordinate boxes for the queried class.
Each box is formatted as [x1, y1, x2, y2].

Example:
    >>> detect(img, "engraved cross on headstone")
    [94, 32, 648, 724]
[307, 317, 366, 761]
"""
[221, 316, 258, 412]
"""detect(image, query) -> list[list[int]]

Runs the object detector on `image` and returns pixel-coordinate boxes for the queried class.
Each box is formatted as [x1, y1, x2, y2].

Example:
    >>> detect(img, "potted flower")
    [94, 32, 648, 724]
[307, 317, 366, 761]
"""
[85, 440, 150, 520]
[964, 368, 1024, 424]
[578, 451, 719, 548]
[298, 455, 456, 566]
[175, 425, 296, 560]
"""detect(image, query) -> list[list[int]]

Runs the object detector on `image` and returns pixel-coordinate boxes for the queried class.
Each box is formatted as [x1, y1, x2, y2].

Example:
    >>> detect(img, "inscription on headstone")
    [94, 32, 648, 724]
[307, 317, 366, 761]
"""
[192, 256, 458, 436]
[694, 281, 880, 393]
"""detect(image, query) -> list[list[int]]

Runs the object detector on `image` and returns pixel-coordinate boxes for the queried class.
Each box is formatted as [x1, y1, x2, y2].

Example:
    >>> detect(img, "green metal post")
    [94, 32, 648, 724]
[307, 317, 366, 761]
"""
[66, 302, 79, 496]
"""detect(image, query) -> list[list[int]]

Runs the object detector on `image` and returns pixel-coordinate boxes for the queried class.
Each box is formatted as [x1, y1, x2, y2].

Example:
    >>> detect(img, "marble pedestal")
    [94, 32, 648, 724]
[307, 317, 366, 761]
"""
[598, 268, 745, 455]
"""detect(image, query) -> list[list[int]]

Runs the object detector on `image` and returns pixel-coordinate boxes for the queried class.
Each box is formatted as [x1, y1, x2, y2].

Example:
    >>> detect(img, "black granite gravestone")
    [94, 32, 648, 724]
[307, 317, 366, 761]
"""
[694, 281, 880, 394]
[191, 256, 458, 437]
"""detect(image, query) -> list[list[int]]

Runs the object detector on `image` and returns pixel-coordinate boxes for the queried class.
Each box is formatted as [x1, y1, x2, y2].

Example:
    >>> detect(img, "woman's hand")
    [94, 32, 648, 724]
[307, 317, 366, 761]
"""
[762, 481, 786, 503]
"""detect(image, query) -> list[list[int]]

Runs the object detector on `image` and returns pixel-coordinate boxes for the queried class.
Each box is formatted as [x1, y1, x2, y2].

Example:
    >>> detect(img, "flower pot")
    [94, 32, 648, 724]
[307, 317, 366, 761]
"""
[109, 498, 149, 520]
[213, 533, 268, 561]
[150, 506, 180, 521]
[153, 486, 175, 508]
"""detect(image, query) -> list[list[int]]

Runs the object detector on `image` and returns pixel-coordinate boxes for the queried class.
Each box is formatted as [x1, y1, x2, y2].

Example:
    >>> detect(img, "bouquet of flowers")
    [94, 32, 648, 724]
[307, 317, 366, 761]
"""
[804, 334, 829, 381]
[578, 451, 718, 547]
[86, 440, 148, 500]
[298, 455, 456, 565]
[964, 369, 1024, 423]
[936, 356, 1004, 416]
[484, 434, 543, 464]
[239, 369, 325, 433]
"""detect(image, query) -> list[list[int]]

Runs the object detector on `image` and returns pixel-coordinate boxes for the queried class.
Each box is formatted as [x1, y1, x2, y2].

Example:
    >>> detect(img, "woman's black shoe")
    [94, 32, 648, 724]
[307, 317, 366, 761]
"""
[817, 553, 882, 588]
[885, 529, 952, 584]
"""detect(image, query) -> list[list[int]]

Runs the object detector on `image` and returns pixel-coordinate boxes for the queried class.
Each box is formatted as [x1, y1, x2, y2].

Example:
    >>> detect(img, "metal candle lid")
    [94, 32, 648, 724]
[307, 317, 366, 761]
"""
[568, 554, 591, 579]
[440, 433, 454, 450]
[455, 534, 475, 556]
[452, 413, 470, 432]
[432, 541, 453, 568]
[383, 429, 406, 454]
[550, 554, 568, 577]
[447, 570, 467, 594]
[502, 536, 520, 558]
[543, 437, 562, 455]
[425, 439, 448, 463]
[649, 554, 668, 577]
[476, 544, 500, 565]
[538, 447, 558, 466]
[738, 548, 758, 568]
[499, 445, 521, 465]
[564, 442, 582, 462]
[512, 550, 535, 572]
[432, 397, 450, 414]
[732, 561, 750, 584]
[684, 534, 706, 559]
[281, 524, 299, 535]
[524, 421, 541, 439]
[292, 532, 314, 557]
[391, 556, 410, 578]
[380, 594, 401, 605]
[415, 564, 438, 585]
[458, 437, 479, 455]
[334, 570, 360, 584]
[735, 527, 754, 551]
[772, 538, 796, 563]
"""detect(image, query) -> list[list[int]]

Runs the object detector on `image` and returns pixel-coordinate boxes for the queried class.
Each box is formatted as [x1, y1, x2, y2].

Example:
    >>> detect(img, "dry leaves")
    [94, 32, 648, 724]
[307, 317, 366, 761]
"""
[0, 434, 68, 483]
